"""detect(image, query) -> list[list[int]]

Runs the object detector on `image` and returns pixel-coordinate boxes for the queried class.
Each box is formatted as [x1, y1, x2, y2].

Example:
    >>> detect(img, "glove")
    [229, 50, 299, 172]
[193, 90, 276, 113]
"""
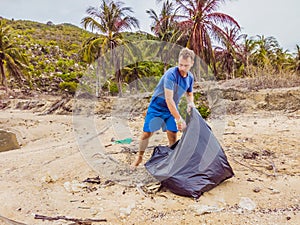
[187, 102, 196, 113]
[176, 117, 187, 131]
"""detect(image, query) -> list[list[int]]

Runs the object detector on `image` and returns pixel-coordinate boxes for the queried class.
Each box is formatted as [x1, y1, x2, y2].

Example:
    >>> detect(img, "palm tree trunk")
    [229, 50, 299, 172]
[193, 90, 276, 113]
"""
[193, 58, 202, 81]
[117, 69, 123, 97]
[96, 58, 101, 97]
[232, 60, 235, 79]
[0, 61, 8, 92]
[102, 59, 107, 82]
[199, 59, 209, 79]
[245, 55, 249, 76]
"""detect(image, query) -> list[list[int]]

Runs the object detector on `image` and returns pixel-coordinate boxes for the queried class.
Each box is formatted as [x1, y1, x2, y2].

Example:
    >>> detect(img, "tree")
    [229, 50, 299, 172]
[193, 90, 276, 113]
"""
[81, 0, 139, 96]
[168, 0, 240, 77]
[146, 0, 181, 72]
[147, 0, 178, 42]
[121, 61, 164, 94]
[272, 48, 292, 74]
[214, 26, 246, 79]
[0, 20, 28, 92]
[251, 35, 280, 72]
[239, 36, 257, 76]
[293, 45, 300, 74]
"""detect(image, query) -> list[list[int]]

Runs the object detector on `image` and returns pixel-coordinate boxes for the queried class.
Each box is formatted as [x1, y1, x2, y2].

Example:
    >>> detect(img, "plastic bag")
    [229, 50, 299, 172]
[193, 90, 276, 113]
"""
[145, 108, 234, 199]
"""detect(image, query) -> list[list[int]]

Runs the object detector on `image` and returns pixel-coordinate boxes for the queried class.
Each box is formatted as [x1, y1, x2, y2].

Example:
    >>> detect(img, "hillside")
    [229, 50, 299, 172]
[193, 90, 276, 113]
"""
[1, 18, 94, 94]
[1, 18, 155, 95]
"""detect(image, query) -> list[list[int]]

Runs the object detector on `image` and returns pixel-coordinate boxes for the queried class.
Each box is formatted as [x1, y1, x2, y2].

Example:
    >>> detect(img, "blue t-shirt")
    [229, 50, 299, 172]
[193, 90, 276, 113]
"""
[148, 66, 194, 113]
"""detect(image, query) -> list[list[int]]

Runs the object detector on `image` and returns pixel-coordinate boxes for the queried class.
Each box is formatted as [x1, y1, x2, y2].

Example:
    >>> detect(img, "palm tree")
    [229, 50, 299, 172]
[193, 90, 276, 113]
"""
[239, 36, 257, 76]
[146, 0, 181, 72]
[272, 48, 292, 74]
[0, 20, 28, 93]
[252, 35, 280, 71]
[169, 0, 240, 77]
[293, 45, 300, 74]
[147, 0, 178, 42]
[81, 0, 139, 96]
[214, 26, 246, 79]
[122, 61, 164, 93]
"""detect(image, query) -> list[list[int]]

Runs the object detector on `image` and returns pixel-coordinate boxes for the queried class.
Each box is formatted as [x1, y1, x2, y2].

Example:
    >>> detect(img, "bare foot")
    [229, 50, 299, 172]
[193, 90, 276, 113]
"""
[130, 155, 143, 169]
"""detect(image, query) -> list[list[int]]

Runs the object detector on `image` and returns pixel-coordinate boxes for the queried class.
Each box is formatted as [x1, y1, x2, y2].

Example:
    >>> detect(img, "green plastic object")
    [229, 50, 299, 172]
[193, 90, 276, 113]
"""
[114, 138, 132, 144]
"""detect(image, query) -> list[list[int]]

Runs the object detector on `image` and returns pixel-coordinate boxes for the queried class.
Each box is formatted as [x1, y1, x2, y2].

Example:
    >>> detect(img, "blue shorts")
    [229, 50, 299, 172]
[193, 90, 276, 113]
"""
[143, 110, 178, 133]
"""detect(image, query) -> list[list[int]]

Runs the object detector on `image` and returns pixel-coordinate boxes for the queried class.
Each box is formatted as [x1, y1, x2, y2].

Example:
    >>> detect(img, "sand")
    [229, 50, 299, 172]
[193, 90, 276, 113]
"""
[0, 101, 299, 224]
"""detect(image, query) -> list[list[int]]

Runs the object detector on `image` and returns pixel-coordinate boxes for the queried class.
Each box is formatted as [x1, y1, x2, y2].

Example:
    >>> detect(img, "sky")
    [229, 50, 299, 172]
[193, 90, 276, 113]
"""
[1, 0, 299, 52]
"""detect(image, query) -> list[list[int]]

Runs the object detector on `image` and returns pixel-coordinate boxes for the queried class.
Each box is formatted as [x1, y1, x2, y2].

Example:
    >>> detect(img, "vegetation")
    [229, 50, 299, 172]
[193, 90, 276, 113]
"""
[167, 0, 240, 78]
[179, 92, 211, 119]
[80, 0, 140, 97]
[0, 0, 299, 100]
[0, 20, 29, 92]
[0, 18, 93, 94]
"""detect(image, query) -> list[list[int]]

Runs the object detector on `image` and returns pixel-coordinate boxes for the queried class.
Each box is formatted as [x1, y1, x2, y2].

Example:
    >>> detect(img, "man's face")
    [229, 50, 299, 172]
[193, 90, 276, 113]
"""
[178, 56, 194, 76]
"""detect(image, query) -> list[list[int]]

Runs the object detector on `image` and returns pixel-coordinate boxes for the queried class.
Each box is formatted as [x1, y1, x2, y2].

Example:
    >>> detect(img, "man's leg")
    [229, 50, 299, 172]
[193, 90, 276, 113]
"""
[131, 131, 153, 168]
[166, 130, 177, 146]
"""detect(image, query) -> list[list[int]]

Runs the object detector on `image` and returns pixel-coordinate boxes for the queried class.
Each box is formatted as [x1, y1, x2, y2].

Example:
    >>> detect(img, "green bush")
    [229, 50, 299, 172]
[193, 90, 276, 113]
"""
[48, 40, 57, 46]
[57, 72, 78, 82]
[37, 61, 46, 70]
[45, 64, 55, 73]
[59, 81, 77, 94]
[109, 81, 119, 96]
[193, 92, 202, 101]
[178, 97, 211, 120]
[196, 105, 210, 119]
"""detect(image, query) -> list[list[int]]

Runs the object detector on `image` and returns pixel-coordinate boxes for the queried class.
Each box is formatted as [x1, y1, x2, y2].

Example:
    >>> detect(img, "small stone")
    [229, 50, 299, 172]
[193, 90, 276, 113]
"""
[41, 174, 58, 183]
[238, 197, 256, 211]
[189, 204, 223, 215]
[63, 180, 87, 193]
[228, 121, 235, 127]
[268, 187, 280, 194]
[253, 187, 261, 193]
[119, 203, 136, 217]
[265, 165, 273, 170]
[90, 208, 99, 216]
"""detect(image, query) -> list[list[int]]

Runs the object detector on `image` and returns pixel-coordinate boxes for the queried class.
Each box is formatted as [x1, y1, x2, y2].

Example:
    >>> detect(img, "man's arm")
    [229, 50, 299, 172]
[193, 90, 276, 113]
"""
[186, 91, 195, 112]
[165, 88, 181, 120]
[186, 92, 194, 104]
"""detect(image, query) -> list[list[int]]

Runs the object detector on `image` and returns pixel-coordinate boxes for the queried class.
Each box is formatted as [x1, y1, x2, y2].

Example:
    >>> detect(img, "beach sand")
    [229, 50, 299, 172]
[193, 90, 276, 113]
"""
[0, 97, 299, 224]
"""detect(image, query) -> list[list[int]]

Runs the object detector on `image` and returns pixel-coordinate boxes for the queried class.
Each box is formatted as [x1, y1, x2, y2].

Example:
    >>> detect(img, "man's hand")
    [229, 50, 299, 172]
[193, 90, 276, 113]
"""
[187, 102, 196, 113]
[176, 117, 187, 131]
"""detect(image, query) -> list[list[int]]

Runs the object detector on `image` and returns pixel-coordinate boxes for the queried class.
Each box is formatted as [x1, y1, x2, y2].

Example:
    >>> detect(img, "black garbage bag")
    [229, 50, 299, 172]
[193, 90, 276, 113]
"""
[145, 108, 234, 199]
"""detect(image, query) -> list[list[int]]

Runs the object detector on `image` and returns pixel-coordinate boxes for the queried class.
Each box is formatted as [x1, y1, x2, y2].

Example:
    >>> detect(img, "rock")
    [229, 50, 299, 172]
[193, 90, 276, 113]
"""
[268, 187, 280, 194]
[63, 180, 87, 193]
[238, 197, 256, 211]
[227, 121, 236, 127]
[253, 187, 261, 193]
[41, 174, 58, 183]
[119, 203, 136, 217]
[0, 130, 20, 152]
[189, 204, 223, 215]
[89, 208, 99, 216]
[265, 164, 274, 170]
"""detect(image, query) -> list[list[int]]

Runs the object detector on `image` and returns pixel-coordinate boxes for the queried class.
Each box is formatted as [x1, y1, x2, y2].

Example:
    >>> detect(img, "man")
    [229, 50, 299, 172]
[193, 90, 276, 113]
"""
[131, 47, 196, 168]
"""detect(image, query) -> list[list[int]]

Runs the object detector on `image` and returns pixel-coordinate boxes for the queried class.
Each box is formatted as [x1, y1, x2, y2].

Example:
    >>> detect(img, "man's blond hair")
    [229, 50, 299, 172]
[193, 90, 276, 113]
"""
[179, 48, 195, 61]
